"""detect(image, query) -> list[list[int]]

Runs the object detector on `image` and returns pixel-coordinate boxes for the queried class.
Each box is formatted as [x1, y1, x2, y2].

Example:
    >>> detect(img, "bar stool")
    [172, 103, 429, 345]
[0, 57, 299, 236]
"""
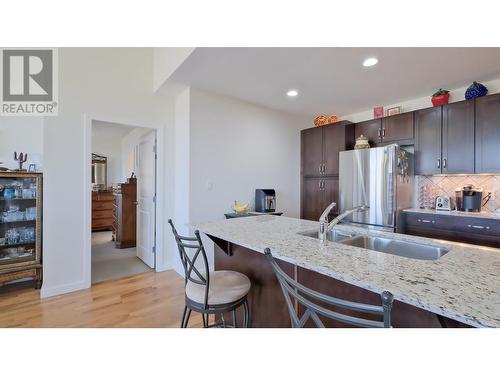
[265, 248, 393, 328]
[168, 219, 251, 328]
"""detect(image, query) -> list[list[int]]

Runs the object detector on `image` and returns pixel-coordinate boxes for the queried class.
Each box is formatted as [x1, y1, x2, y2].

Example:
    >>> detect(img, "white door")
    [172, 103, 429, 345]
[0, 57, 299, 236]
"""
[136, 130, 156, 268]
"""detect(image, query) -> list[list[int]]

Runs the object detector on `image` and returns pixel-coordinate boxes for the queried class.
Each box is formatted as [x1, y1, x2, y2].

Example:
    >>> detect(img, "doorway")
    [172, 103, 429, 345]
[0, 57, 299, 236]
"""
[90, 120, 157, 283]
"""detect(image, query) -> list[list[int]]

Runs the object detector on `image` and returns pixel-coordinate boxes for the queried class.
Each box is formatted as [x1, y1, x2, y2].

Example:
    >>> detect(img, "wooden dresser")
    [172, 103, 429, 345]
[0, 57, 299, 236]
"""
[113, 182, 137, 248]
[92, 190, 115, 231]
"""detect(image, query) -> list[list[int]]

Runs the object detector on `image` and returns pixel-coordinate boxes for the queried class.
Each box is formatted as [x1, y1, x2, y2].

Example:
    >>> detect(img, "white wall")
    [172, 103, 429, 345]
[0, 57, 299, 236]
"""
[0, 118, 43, 171]
[153, 48, 195, 92]
[41, 48, 173, 298]
[91, 123, 129, 185]
[341, 77, 500, 123]
[186, 89, 308, 268]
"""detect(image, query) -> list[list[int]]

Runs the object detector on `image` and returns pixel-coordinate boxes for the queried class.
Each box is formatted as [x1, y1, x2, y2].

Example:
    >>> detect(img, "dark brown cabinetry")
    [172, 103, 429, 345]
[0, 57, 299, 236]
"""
[301, 122, 353, 221]
[113, 182, 137, 249]
[442, 100, 475, 174]
[475, 93, 500, 173]
[92, 191, 115, 231]
[402, 211, 500, 249]
[301, 121, 354, 177]
[415, 106, 442, 175]
[354, 113, 413, 146]
[381, 112, 414, 143]
[301, 127, 324, 177]
[415, 101, 475, 175]
[354, 119, 382, 146]
[301, 177, 340, 221]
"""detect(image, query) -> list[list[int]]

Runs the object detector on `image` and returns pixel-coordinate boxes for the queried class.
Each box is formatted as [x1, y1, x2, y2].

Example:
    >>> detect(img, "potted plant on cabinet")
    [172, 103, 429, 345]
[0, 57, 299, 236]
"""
[431, 88, 450, 107]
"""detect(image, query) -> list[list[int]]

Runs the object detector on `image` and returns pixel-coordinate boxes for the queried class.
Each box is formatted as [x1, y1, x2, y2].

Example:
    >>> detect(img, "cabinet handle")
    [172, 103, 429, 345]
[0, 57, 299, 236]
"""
[377, 128, 381, 138]
[417, 219, 435, 224]
[319, 164, 322, 174]
[467, 224, 490, 230]
[443, 158, 447, 169]
[318, 180, 322, 190]
[382, 128, 386, 138]
[437, 159, 441, 169]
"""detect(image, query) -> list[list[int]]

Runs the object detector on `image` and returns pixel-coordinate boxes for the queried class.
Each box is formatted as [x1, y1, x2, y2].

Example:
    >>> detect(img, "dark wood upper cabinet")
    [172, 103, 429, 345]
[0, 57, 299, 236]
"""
[475, 93, 500, 173]
[301, 127, 324, 177]
[354, 114, 413, 145]
[415, 106, 442, 175]
[442, 100, 475, 174]
[354, 119, 382, 146]
[301, 121, 354, 178]
[382, 112, 414, 143]
[323, 123, 354, 175]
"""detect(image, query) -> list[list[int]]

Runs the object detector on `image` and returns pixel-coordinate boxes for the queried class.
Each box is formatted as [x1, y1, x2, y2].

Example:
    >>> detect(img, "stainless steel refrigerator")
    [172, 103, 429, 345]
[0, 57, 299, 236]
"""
[339, 144, 413, 232]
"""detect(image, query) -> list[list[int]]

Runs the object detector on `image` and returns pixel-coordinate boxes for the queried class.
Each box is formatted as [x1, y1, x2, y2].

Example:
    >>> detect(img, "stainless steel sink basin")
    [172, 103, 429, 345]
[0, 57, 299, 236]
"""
[298, 229, 355, 242]
[340, 235, 449, 260]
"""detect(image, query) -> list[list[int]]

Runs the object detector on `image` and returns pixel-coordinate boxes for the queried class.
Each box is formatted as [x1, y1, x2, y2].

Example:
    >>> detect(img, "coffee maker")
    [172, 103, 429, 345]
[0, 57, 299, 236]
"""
[455, 185, 488, 212]
[255, 189, 276, 213]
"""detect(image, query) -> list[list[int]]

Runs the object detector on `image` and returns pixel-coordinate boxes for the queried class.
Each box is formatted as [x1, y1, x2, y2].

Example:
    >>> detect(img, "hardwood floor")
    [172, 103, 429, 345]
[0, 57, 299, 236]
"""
[0, 271, 204, 328]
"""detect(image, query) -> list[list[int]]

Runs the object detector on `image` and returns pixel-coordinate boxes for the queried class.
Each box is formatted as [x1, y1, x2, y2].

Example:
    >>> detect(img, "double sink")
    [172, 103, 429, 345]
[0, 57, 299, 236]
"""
[300, 229, 449, 261]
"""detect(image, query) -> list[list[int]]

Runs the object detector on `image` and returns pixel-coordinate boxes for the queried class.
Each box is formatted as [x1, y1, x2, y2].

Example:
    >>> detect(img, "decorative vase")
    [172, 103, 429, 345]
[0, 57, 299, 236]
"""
[314, 115, 328, 127]
[465, 81, 488, 100]
[431, 93, 450, 107]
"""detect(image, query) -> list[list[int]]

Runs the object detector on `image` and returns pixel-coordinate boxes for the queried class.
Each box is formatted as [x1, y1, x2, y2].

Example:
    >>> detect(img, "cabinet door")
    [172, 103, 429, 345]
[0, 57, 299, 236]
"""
[475, 93, 500, 173]
[301, 127, 324, 177]
[301, 178, 324, 221]
[442, 100, 475, 174]
[355, 119, 381, 145]
[415, 106, 442, 175]
[382, 112, 414, 143]
[323, 177, 339, 217]
[323, 124, 345, 175]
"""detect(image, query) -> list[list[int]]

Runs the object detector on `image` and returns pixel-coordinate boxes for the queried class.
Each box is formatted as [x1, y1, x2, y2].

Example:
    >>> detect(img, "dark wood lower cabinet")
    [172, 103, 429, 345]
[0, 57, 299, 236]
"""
[212, 238, 470, 328]
[301, 177, 339, 221]
[402, 212, 500, 249]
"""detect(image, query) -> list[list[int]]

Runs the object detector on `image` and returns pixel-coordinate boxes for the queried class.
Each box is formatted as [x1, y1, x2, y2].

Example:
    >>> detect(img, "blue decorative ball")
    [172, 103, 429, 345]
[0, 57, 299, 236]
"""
[465, 81, 488, 100]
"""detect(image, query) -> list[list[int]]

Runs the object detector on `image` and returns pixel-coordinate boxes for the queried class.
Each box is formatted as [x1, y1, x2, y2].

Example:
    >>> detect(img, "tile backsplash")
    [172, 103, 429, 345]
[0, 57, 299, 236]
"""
[416, 175, 500, 213]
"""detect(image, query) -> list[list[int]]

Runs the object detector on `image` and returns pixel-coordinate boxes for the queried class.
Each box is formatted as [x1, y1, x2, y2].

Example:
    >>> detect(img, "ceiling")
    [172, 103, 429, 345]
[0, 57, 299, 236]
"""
[168, 48, 500, 117]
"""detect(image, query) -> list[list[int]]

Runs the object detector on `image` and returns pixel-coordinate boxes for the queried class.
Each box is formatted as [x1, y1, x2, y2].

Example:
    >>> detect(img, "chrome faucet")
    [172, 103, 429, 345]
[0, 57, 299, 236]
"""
[318, 201, 337, 243]
[319, 204, 369, 243]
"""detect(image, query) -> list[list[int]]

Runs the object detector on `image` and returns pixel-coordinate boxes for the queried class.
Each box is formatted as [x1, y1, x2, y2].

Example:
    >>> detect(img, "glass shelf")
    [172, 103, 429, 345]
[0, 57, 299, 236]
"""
[0, 219, 36, 225]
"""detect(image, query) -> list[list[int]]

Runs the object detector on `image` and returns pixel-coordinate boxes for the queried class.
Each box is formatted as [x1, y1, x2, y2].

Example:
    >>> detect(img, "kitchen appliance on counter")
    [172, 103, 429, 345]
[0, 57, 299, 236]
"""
[435, 196, 452, 211]
[455, 185, 491, 212]
[255, 189, 276, 213]
[339, 144, 413, 232]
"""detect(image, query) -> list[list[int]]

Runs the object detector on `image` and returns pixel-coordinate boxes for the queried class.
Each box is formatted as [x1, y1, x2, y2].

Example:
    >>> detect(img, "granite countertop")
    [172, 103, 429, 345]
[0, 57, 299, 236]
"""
[196, 215, 500, 328]
[404, 208, 500, 220]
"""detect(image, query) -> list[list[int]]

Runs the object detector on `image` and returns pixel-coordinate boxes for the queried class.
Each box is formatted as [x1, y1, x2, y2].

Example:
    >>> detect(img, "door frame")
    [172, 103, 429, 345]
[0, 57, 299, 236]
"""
[83, 113, 166, 289]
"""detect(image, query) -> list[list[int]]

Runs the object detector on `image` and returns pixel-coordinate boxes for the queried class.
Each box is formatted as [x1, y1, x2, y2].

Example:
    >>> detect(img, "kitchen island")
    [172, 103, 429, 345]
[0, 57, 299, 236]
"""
[196, 215, 500, 328]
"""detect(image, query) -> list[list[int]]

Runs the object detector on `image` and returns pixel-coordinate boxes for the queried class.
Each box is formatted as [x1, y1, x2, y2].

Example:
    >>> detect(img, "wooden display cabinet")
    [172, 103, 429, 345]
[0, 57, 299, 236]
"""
[0, 172, 42, 289]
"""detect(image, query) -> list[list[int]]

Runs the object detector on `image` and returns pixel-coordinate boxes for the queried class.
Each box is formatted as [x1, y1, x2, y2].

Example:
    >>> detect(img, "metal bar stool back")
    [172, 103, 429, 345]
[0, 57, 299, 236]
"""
[265, 248, 393, 328]
[169, 219, 251, 328]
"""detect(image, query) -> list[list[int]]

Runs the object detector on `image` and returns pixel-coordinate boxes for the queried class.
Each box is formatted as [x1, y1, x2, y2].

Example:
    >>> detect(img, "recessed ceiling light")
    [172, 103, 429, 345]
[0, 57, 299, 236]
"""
[287, 89, 298, 97]
[362, 57, 378, 67]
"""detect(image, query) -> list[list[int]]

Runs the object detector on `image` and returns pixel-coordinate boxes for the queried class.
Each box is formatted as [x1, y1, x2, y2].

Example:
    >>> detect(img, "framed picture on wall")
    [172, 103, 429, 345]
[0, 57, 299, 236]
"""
[386, 106, 402, 116]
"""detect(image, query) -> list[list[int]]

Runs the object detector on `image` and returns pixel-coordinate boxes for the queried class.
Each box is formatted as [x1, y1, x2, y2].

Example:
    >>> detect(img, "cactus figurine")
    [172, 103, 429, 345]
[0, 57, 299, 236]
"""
[14, 152, 28, 171]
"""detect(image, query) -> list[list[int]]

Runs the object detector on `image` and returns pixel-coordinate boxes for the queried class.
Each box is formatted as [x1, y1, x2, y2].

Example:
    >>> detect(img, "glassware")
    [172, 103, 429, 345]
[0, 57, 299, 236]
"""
[25, 207, 36, 220]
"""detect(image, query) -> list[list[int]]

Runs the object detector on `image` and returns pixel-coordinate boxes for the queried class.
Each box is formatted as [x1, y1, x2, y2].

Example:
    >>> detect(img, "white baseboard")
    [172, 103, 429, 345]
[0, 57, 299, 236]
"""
[40, 280, 89, 299]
